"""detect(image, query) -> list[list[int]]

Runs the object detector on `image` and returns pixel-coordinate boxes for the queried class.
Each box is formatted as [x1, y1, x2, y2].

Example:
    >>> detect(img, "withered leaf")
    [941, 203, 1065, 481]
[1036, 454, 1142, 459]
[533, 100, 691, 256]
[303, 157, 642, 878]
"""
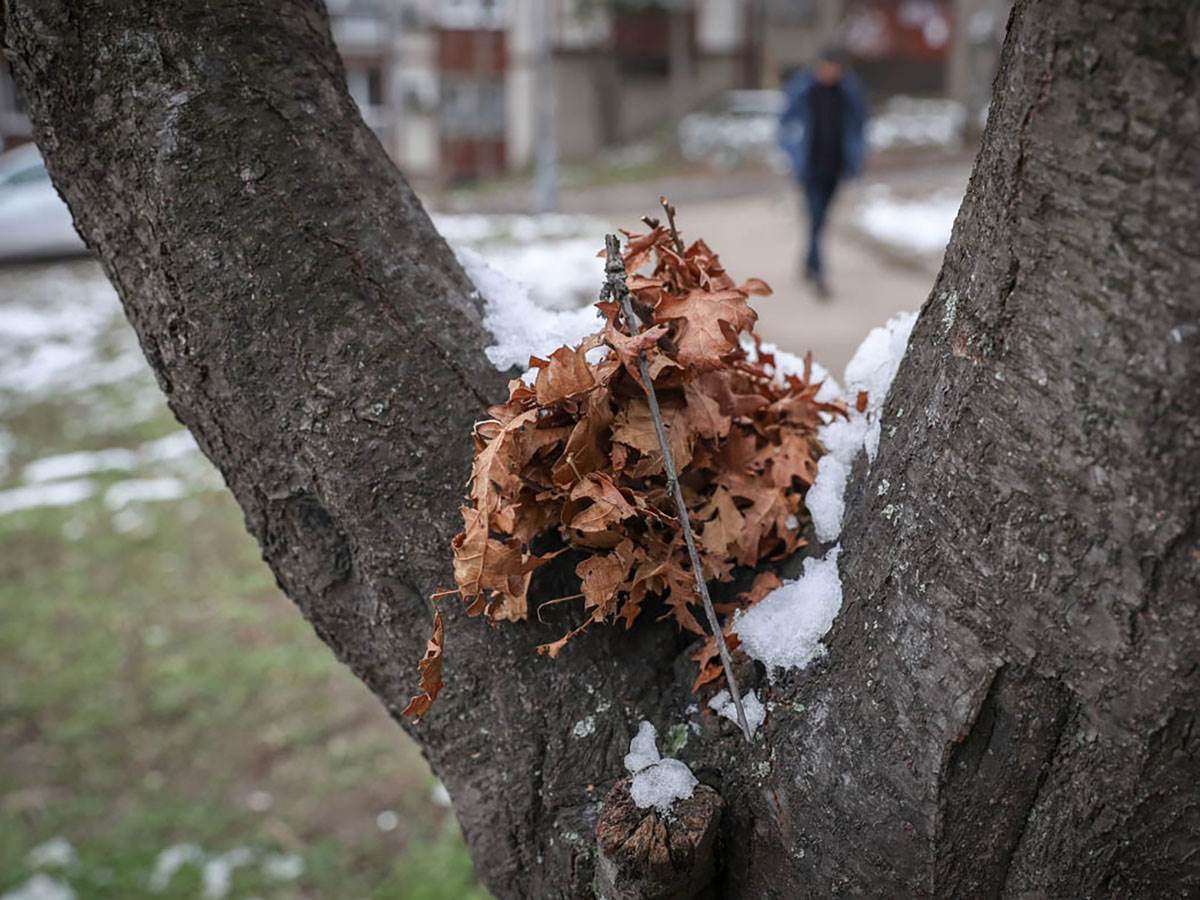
[402, 610, 445, 719]
[655, 289, 757, 370]
[535, 344, 596, 406]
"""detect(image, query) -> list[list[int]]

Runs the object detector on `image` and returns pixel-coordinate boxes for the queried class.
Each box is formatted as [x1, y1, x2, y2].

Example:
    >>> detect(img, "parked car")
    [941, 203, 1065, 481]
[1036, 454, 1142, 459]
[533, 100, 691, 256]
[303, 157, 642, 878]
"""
[0, 143, 87, 261]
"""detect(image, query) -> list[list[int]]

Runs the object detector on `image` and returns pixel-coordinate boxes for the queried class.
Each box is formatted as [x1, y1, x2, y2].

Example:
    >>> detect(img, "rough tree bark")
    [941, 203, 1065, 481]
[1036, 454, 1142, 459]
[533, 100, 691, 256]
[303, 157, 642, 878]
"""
[5, 0, 1198, 897]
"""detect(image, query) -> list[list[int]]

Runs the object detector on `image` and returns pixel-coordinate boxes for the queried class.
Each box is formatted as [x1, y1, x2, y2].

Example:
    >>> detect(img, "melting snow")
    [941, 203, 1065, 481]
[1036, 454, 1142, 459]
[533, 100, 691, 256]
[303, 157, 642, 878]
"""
[624, 721, 698, 814]
[0, 479, 95, 516]
[707, 689, 766, 737]
[23, 448, 139, 483]
[458, 246, 603, 372]
[260, 852, 305, 882]
[149, 844, 204, 892]
[147, 844, 297, 897]
[734, 547, 843, 674]
[0, 875, 75, 900]
[200, 847, 254, 900]
[104, 477, 187, 510]
[738, 310, 917, 674]
[25, 839, 76, 870]
[856, 187, 961, 256]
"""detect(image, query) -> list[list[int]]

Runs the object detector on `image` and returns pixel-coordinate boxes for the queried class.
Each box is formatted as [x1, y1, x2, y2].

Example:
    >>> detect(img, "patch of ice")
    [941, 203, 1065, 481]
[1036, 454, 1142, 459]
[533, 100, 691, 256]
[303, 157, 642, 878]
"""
[0, 479, 94, 516]
[104, 478, 186, 510]
[0, 875, 75, 900]
[708, 689, 766, 737]
[733, 546, 843, 674]
[26, 838, 77, 870]
[457, 246, 603, 372]
[149, 844, 204, 892]
[624, 720, 698, 814]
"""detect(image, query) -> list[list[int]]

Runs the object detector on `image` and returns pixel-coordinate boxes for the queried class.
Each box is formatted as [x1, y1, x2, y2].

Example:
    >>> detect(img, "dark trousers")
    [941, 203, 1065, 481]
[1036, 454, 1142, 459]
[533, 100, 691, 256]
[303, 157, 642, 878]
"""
[802, 174, 840, 278]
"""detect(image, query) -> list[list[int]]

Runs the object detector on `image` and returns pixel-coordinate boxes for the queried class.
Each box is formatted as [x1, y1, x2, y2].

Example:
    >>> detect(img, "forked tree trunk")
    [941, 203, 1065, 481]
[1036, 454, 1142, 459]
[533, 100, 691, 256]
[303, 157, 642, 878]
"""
[5, 0, 1198, 897]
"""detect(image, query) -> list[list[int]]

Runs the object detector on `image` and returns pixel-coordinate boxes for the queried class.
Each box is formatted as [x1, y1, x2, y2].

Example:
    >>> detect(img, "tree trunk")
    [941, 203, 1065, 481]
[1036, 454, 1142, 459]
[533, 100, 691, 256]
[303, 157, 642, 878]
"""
[5, 0, 1198, 897]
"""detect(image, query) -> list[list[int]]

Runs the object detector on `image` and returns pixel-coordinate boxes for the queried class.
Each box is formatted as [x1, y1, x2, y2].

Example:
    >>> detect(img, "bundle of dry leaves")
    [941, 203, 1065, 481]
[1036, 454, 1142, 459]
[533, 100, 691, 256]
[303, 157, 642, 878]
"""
[403, 220, 845, 718]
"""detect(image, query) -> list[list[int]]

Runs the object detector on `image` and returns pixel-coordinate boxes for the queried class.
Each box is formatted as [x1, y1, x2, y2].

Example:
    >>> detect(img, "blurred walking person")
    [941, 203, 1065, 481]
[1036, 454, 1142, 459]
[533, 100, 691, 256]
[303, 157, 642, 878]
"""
[779, 47, 867, 298]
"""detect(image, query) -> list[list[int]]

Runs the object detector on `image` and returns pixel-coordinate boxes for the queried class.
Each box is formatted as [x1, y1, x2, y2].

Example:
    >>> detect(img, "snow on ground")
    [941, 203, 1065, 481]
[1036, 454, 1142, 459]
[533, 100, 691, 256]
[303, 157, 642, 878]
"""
[24, 840, 76, 870]
[0, 479, 96, 516]
[868, 96, 966, 152]
[0, 429, 214, 519]
[735, 310, 918, 676]
[624, 721, 698, 814]
[147, 844, 304, 897]
[0, 875, 75, 900]
[678, 92, 966, 170]
[0, 269, 141, 399]
[856, 185, 961, 256]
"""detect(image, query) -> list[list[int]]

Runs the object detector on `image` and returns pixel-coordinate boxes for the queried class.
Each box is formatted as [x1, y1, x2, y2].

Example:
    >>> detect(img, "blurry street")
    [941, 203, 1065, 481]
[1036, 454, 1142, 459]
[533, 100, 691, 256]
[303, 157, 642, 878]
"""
[593, 158, 970, 374]
[622, 170, 962, 374]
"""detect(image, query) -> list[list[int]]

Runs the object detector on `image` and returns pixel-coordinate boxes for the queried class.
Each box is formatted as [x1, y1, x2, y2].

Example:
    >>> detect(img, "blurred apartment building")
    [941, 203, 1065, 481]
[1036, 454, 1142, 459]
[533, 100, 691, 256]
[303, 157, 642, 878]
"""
[325, 0, 1006, 181]
[0, 0, 1007, 176]
[327, 0, 772, 181]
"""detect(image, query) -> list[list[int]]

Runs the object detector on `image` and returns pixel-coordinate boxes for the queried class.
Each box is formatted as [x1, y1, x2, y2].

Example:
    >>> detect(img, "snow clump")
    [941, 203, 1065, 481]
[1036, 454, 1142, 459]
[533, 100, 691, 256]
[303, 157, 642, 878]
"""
[707, 688, 766, 737]
[624, 721, 698, 814]
[457, 246, 602, 373]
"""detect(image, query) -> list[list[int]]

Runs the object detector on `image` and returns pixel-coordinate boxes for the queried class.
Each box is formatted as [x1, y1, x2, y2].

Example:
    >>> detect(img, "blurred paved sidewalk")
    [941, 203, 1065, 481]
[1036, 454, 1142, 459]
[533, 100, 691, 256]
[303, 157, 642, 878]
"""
[609, 180, 951, 375]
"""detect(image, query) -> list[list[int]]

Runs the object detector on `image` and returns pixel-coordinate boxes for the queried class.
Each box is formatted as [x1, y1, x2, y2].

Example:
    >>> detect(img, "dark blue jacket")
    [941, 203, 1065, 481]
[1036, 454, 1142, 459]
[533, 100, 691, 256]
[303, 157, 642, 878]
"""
[778, 69, 868, 182]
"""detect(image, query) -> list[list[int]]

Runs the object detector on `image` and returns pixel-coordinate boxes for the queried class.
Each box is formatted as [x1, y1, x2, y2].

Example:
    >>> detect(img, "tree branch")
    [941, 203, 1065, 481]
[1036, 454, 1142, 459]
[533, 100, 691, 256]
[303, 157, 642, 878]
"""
[602, 233, 752, 742]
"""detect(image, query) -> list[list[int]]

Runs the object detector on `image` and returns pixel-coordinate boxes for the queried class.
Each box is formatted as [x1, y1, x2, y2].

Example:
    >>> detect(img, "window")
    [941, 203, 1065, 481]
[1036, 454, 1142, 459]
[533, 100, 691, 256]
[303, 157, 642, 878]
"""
[345, 64, 384, 110]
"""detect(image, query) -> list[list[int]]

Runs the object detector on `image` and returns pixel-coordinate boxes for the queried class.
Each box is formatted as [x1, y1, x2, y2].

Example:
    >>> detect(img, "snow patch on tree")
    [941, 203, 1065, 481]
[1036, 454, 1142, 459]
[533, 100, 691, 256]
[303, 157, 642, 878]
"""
[805, 310, 917, 543]
[624, 721, 698, 813]
[708, 688, 766, 737]
[737, 311, 917, 674]
[734, 547, 843, 673]
[455, 246, 602, 372]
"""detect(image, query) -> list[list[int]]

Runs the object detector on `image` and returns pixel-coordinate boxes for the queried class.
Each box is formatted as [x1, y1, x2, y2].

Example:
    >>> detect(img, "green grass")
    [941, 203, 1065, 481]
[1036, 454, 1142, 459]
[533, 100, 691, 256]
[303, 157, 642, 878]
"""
[0, 266, 487, 898]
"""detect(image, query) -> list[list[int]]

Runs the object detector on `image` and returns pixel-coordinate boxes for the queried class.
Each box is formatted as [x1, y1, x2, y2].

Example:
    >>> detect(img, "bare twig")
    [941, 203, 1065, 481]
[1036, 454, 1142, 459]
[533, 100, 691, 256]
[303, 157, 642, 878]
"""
[659, 196, 685, 254]
[601, 233, 752, 743]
